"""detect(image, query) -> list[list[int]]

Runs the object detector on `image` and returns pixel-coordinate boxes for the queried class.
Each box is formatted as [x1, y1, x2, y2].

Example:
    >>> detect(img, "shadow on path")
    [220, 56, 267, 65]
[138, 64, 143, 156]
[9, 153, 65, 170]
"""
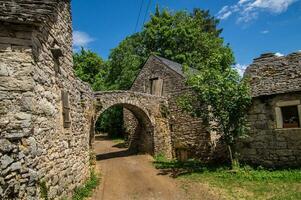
[96, 149, 135, 161]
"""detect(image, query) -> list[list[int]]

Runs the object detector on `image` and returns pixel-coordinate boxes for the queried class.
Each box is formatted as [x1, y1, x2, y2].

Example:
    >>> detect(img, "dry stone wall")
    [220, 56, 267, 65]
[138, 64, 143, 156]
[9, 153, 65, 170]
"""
[0, 1, 94, 199]
[239, 92, 301, 167]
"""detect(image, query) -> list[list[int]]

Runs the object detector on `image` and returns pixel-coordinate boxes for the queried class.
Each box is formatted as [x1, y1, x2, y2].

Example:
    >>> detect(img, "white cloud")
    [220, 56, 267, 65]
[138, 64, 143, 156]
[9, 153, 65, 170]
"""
[261, 30, 269, 34]
[234, 64, 248, 77]
[217, 6, 233, 19]
[298, 50, 301, 52]
[217, 0, 299, 23]
[73, 31, 94, 48]
[275, 52, 284, 57]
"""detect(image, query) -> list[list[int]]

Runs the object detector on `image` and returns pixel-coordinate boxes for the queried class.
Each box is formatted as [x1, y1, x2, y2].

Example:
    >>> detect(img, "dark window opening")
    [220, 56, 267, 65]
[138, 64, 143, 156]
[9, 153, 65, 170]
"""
[53, 59, 60, 75]
[281, 106, 300, 128]
[150, 77, 163, 96]
[62, 90, 71, 128]
[169, 124, 173, 132]
[51, 42, 63, 75]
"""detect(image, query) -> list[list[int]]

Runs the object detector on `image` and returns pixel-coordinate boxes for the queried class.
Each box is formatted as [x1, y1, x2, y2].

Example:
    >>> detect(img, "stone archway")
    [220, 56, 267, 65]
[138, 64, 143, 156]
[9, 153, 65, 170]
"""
[93, 91, 173, 159]
[96, 103, 155, 154]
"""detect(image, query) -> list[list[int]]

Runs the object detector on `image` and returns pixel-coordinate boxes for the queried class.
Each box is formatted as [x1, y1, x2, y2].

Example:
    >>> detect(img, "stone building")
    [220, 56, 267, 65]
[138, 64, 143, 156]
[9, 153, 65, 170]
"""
[0, 1, 94, 199]
[239, 52, 301, 167]
[125, 55, 223, 161]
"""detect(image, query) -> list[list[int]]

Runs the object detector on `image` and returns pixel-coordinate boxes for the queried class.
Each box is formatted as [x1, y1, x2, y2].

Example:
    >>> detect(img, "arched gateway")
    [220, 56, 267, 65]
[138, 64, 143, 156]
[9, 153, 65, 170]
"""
[93, 91, 173, 159]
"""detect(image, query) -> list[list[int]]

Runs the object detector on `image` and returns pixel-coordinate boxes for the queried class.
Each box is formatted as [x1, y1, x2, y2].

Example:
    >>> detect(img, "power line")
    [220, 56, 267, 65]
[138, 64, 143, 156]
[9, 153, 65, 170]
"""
[134, 0, 144, 33]
[142, 0, 152, 26]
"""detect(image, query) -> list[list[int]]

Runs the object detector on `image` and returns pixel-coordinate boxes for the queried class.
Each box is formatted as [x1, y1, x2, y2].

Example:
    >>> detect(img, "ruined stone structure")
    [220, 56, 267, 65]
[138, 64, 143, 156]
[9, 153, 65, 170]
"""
[125, 55, 223, 161]
[239, 52, 301, 167]
[0, 1, 95, 199]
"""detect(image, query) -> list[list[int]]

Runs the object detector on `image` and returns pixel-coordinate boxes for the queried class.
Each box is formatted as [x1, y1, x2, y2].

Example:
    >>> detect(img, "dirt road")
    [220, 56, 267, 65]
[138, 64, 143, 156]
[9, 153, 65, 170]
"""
[91, 138, 186, 200]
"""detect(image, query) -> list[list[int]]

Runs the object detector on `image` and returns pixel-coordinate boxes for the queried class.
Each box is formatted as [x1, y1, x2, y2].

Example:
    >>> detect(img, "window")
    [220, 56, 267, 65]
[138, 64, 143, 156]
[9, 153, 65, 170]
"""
[150, 77, 163, 96]
[275, 100, 301, 129]
[62, 90, 71, 128]
[281, 106, 300, 128]
[51, 42, 63, 75]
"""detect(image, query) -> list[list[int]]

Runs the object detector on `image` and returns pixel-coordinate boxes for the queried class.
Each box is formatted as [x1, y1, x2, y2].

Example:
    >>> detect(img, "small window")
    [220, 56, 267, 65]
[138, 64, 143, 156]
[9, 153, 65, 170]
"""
[62, 90, 71, 128]
[150, 77, 163, 96]
[281, 106, 300, 128]
[51, 43, 63, 75]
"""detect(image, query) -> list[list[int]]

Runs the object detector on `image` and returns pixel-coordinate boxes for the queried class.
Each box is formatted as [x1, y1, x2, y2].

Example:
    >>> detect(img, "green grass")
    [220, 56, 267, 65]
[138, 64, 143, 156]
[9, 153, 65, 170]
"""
[72, 170, 100, 200]
[111, 138, 125, 144]
[153, 156, 301, 200]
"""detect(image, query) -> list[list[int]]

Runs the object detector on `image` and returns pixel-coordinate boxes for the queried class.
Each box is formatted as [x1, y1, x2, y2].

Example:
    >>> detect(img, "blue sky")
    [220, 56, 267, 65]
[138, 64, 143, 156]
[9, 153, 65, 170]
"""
[72, 0, 301, 71]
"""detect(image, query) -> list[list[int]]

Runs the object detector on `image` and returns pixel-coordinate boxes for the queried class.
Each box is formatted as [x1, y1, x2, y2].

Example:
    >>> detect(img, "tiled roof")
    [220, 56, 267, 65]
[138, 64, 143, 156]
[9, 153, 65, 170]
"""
[245, 52, 301, 97]
[153, 55, 197, 77]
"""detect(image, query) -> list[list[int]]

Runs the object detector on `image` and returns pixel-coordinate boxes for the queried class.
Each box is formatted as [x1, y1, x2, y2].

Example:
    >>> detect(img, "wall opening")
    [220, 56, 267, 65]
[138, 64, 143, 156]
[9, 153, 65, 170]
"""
[150, 77, 163, 96]
[281, 106, 300, 128]
[96, 103, 154, 155]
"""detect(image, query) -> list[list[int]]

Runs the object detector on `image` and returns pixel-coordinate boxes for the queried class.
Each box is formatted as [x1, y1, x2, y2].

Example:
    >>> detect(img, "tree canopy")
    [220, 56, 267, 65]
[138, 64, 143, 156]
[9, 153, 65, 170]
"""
[105, 7, 233, 90]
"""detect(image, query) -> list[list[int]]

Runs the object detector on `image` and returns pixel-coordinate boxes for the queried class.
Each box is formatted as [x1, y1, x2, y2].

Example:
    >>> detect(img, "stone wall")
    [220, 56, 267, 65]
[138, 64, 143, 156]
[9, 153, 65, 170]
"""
[0, 1, 94, 199]
[126, 55, 222, 161]
[239, 92, 301, 167]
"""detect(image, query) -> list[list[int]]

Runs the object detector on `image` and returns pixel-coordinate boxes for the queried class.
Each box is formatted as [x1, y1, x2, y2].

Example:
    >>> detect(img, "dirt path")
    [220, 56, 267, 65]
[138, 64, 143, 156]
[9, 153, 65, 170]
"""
[91, 138, 219, 200]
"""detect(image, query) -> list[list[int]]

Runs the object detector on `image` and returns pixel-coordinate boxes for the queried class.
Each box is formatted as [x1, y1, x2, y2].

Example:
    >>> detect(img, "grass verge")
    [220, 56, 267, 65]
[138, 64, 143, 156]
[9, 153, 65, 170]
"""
[72, 170, 100, 200]
[153, 155, 301, 200]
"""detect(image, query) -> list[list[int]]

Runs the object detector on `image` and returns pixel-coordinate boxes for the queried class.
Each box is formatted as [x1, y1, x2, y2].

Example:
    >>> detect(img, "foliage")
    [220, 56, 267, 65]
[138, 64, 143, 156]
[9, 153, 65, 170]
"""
[72, 170, 100, 200]
[179, 66, 252, 166]
[73, 48, 107, 91]
[39, 181, 48, 200]
[73, 49, 124, 137]
[154, 159, 301, 200]
[106, 34, 146, 90]
[95, 105, 124, 136]
[106, 7, 230, 89]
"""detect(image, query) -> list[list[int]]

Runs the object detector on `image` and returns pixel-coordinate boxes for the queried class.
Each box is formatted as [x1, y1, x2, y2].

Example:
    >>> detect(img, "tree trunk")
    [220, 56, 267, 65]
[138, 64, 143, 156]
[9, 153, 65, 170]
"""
[227, 145, 234, 168]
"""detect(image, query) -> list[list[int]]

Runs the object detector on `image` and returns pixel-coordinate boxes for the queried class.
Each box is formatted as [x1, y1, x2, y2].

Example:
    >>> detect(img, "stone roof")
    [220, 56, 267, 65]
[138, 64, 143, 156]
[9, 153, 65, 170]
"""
[0, 0, 64, 25]
[153, 55, 197, 77]
[245, 52, 301, 97]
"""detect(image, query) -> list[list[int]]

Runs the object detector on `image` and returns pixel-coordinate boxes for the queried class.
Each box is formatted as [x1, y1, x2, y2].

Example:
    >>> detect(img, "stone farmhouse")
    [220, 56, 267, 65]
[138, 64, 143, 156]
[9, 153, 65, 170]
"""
[0, 0, 300, 199]
[124, 55, 225, 162]
[239, 52, 301, 167]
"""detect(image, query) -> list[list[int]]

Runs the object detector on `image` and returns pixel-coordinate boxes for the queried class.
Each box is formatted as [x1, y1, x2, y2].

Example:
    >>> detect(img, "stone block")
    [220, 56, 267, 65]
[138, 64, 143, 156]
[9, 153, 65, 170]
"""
[0, 139, 14, 152]
[1, 155, 14, 169]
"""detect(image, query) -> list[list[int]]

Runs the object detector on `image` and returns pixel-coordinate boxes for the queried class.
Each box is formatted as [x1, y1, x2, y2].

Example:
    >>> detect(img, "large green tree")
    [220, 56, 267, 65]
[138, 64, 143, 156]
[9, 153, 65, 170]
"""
[73, 48, 107, 91]
[107, 7, 229, 89]
[180, 68, 252, 166]
[73, 48, 124, 137]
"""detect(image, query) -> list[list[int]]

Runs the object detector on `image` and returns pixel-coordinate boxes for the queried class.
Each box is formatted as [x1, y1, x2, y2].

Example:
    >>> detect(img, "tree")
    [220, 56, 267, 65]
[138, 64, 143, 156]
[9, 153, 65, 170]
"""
[106, 7, 228, 89]
[73, 48, 124, 137]
[73, 48, 108, 91]
[180, 67, 252, 167]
